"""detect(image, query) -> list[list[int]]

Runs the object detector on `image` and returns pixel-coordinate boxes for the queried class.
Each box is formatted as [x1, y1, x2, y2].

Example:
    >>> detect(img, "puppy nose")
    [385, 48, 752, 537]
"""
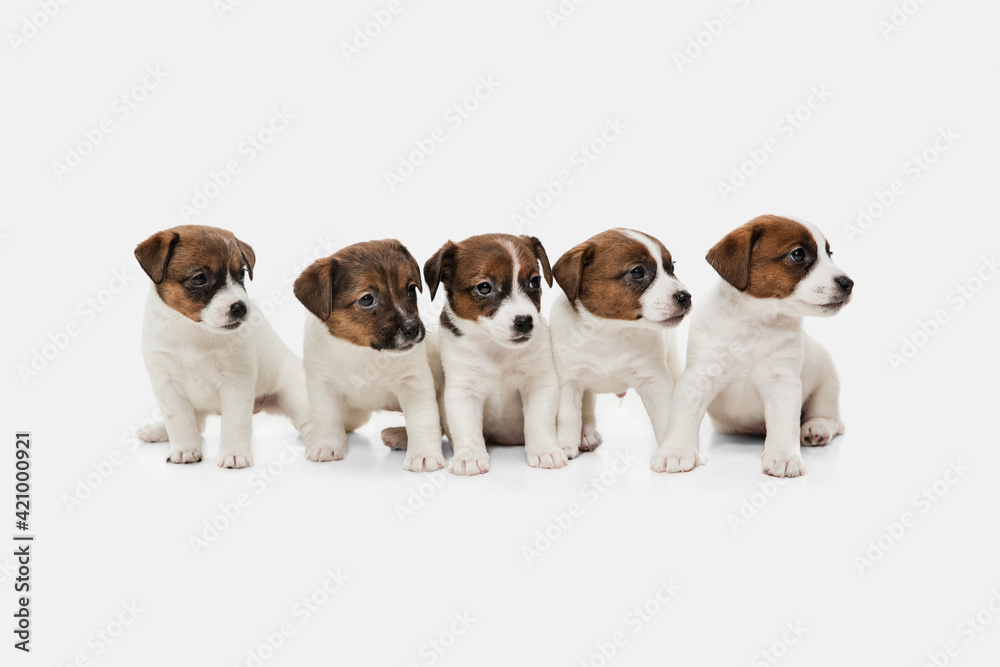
[674, 291, 691, 310]
[513, 315, 534, 333]
[230, 301, 247, 319]
[834, 276, 854, 294]
[399, 321, 420, 340]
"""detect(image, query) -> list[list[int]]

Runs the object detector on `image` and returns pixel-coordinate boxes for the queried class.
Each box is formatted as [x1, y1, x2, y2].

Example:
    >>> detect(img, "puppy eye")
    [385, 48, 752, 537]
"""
[407, 284, 417, 298]
[476, 282, 493, 296]
[358, 294, 375, 308]
[190, 273, 208, 287]
[629, 266, 646, 280]
[789, 248, 806, 264]
[528, 275, 541, 290]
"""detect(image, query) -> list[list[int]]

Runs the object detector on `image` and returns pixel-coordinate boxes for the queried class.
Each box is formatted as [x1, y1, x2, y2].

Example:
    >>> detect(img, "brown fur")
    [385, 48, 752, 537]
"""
[706, 215, 818, 299]
[134, 225, 255, 323]
[424, 234, 552, 322]
[552, 229, 674, 321]
[293, 239, 424, 350]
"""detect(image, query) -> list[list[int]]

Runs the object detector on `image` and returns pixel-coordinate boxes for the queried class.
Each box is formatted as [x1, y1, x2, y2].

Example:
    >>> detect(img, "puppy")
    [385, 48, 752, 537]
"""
[293, 239, 445, 472]
[550, 229, 692, 459]
[651, 215, 854, 477]
[425, 234, 566, 475]
[134, 225, 316, 468]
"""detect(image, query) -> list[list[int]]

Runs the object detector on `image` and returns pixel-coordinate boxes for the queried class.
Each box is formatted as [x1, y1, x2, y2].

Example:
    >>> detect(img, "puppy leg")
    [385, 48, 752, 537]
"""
[800, 347, 844, 447]
[444, 386, 490, 476]
[269, 365, 318, 447]
[522, 376, 567, 470]
[381, 426, 408, 449]
[218, 383, 256, 469]
[556, 382, 584, 460]
[152, 386, 204, 464]
[397, 383, 446, 473]
[580, 390, 602, 452]
[635, 374, 675, 451]
[304, 374, 350, 462]
[760, 376, 806, 478]
[650, 356, 730, 473]
[137, 422, 168, 443]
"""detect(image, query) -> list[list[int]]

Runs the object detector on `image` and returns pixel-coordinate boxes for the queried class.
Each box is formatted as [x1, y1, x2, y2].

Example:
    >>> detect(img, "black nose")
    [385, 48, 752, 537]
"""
[674, 291, 691, 309]
[399, 321, 420, 340]
[513, 315, 534, 333]
[230, 301, 247, 319]
[835, 276, 854, 294]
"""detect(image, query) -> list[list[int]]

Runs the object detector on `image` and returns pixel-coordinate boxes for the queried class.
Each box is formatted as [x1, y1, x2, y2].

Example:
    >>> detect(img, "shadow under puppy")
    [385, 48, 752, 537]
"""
[652, 214, 854, 477]
[135, 225, 316, 468]
[294, 239, 445, 472]
[425, 233, 566, 475]
[549, 228, 691, 459]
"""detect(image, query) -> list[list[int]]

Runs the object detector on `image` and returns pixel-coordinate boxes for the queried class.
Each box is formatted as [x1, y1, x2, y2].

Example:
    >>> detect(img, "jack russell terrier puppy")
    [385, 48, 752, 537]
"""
[651, 215, 854, 477]
[550, 229, 692, 459]
[134, 225, 316, 468]
[425, 233, 566, 475]
[293, 239, 445, 472]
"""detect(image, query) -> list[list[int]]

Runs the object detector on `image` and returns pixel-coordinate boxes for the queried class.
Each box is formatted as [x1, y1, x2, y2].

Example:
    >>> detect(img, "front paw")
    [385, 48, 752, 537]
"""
[580, 427, 603, 452]
[800, 418, 836, 446]
[449, 451, 491, 476]
[650, 446, 704, 473]
[166, 449, 202, 464]
[306, 445, 346, 462]
[404, 448, 446, 473]
[218, 453, 253, 469]
[527, 446, 568, 470]
[138, 422, 168, 443]
[761, 449, 805, 477]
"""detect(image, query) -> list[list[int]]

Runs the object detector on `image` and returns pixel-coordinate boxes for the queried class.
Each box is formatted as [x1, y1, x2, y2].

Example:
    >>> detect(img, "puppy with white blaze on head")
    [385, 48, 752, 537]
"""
[425, 233, 566, 475]
[134, 225, 317, 469]
[293, 239, 445, 472]
[549, 228, 691, 460]
[651, 215, 854, 478]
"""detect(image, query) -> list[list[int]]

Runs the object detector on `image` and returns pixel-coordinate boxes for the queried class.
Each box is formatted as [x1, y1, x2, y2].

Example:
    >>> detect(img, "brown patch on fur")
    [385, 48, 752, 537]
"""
[134, 225, 255, 322]
[552, 229, 672, 321]
[424, 234, 552, 322]
[706, 215, 818, 299]
[293, 239, 424, 350]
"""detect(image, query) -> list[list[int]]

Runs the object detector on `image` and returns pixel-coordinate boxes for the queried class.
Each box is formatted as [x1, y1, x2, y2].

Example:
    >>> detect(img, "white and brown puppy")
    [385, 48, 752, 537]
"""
[294, 240, 445, 472]
[550, 229, 691, 459]
[135, 225, 316, 468]
[651, 215, 854, 478]
[425, 233, 566, 475]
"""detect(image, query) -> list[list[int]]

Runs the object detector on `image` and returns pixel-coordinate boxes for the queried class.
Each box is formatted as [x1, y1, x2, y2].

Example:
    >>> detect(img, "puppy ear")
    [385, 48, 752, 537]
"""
[134, 230, 180, 285]
[522, 236, 553, 287]
[294, 257, 337, 321]
[398, 242, 423, 293]
[236, 237, 256, 281]
[552, 242, 594, 302]
[706, 224, 761, 291]
[423, 241, 456, 301]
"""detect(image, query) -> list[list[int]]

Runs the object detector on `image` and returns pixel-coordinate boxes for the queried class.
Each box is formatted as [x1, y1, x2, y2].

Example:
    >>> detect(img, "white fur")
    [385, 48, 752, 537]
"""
[139, 282, 316, 468]
[550, 230, 689, 459]
[651, 221, 849, 478]
[301, 314, 445, 472]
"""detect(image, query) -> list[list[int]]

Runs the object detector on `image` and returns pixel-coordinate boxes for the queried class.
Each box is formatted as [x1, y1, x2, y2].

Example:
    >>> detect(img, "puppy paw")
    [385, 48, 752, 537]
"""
[404, 449, 446, 473]
[381, 426, 408, 450]
[218, 454, 253, 469]
[138, 422, 168, 443]
[650, 447, 704, 473]
[449, 452, 491, 476]
[166, 449, 202, 464]
[306, 445, 346, 462]
[580, 427, 603, 452]
[761, 450, 805, 478]
[800, 418, 836, 446]
[561, 443, 580, 460]
[527, 447, 569, 470]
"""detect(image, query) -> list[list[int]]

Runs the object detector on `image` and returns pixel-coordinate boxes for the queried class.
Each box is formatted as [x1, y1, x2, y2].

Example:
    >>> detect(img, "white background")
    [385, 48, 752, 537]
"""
[2, 1, 999, 665]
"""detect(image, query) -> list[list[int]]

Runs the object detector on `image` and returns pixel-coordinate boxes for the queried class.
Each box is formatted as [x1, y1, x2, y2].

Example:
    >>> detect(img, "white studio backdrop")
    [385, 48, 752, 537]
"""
[2, 1, 999, 666]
